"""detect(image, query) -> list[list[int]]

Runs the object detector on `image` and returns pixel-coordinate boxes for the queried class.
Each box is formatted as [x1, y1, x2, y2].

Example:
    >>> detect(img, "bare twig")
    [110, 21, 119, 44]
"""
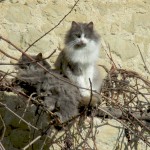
[0, 115, 6, 141]
[22, 135, 41, 150]
[25, 0, 80, 52]
[88, 78, 93, 107]
[19, 93, 36, 124]
[103, 43, 117, 68]
[0, 48, 18, 61]
[136, 44, 150, 74]
[0, 102, 38, 131]
[42, 49, 57, 60]
[0, 142, 5, 150]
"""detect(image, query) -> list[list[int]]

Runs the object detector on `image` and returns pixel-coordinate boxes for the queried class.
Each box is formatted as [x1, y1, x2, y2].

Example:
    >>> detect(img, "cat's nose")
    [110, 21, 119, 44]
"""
[79, 40, 86, 45]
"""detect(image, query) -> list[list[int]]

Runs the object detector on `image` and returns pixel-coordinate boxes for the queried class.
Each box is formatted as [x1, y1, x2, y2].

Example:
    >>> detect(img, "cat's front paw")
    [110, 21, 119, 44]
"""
[80, 89, 90, 97]
[54, 112, 66, 124]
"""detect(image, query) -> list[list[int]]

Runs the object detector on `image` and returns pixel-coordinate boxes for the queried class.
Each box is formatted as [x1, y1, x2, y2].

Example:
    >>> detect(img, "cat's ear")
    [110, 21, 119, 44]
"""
[21, 53, 28, 60]
[87, 22, 93, 30]
[36, 53, 43, 61]
[71, 21, 78, 29]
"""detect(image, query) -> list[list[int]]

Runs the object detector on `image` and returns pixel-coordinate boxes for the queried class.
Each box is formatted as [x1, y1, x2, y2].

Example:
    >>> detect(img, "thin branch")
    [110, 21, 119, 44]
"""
[0, 70, 16, 78]
[42, 49, 57, 60]
[19, 93, 36, 124]
[0, 115, 6, 141]
[0, 102, 38, 131]
[103, 42, 117, 68]
[22, 135, 41, 150]
[136, 44, 150, 74]
[25, 0, 80, 52]
[0, 71, 9, 82]
[88, 78, 93, 107]
[0, 142, 5, 150]
[0, 63, 20, 65]
[0, 48, 18, 61]
[96, 107, 150, 121]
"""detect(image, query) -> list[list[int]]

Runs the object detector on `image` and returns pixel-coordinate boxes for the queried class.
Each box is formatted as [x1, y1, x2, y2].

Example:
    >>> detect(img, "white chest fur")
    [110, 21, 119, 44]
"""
[64, 40, 101, 96]
[65, 40, 100, 65]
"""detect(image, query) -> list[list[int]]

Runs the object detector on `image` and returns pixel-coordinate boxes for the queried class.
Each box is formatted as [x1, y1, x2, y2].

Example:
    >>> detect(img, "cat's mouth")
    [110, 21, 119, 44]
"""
[75, 42, 86, 48]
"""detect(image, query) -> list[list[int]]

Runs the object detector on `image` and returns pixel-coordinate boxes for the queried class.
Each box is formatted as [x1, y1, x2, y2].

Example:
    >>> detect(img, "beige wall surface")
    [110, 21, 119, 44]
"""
[0, 0, 149, 149]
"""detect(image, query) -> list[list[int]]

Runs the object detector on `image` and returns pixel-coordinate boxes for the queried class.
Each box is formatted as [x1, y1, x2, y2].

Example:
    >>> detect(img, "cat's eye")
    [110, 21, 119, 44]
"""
[75, 33, 81, 38]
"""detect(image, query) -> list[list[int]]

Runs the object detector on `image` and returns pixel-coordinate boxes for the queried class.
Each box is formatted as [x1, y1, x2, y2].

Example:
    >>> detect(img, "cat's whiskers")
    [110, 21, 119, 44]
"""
[55, 21, 102, 101]
[67, 40, 78, 49]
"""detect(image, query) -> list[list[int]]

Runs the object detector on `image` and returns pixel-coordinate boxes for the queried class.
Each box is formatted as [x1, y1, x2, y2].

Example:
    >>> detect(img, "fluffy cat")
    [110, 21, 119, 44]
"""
[55, 21, 102, 105]
[15, 53, 81, 123]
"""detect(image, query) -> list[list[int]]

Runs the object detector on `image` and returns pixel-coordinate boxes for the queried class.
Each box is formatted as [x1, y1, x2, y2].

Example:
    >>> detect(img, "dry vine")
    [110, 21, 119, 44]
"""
[0, 36, 150, 149]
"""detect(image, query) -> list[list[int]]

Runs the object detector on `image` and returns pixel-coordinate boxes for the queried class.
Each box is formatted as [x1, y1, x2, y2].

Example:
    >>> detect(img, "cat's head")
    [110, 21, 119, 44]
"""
[65, 21, 99, 48]
[17, 53, 51, 70]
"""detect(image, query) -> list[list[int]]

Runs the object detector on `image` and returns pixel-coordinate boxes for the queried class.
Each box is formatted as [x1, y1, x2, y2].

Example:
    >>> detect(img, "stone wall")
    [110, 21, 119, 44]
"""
[0, 0, 149, 150]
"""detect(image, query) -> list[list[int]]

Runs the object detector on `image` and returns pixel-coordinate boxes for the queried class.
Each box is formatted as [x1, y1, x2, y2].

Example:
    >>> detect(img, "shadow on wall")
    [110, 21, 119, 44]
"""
[0, 0, 5, 2]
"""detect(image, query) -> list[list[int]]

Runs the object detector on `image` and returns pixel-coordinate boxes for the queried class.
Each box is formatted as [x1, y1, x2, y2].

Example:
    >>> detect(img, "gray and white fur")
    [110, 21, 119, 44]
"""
[55, 21, 102, 104]
[16, 53, 80, 122]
